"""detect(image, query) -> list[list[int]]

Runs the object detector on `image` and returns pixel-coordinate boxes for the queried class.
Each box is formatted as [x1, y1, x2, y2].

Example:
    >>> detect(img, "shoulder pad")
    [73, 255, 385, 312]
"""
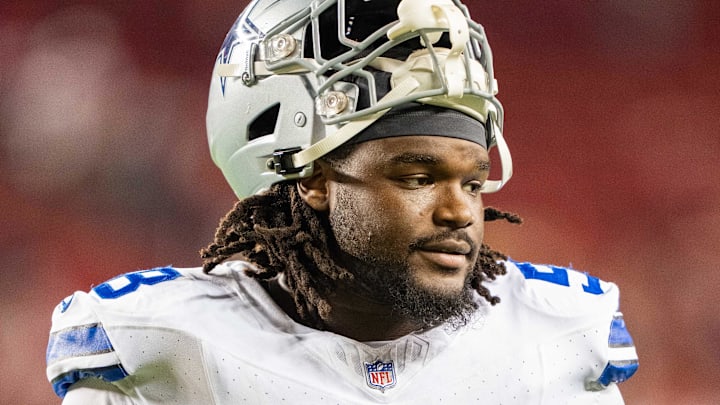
[500, 261, 639, 390]
[46, 290, 128, 398]
[506, 260, 619, 317]
[46, 266, 185, 398]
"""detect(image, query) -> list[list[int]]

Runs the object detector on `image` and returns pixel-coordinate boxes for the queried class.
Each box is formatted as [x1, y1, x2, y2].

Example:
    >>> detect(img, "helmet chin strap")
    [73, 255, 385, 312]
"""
[480, 119, 512, 193]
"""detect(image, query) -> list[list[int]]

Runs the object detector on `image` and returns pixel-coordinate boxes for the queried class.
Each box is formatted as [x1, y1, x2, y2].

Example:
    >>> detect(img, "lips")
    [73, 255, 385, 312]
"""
[418, 240, 472, 255]
[415, 239, 472, 269]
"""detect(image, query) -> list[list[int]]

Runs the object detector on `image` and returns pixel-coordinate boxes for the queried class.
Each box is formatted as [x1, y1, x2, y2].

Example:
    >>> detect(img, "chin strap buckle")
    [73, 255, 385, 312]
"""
[270, 147, 304, 175]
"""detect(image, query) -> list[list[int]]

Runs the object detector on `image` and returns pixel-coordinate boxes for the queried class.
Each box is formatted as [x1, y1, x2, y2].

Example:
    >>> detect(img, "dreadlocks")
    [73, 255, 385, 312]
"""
[200, 178, 522, 330]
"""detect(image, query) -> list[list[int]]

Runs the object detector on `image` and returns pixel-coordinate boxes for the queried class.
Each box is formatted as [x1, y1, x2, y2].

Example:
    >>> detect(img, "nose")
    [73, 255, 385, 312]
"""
[432, 185, 478, 229]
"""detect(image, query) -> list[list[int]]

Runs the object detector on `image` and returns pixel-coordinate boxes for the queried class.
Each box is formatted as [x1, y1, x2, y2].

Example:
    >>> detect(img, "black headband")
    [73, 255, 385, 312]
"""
[347, 104, 488, 150]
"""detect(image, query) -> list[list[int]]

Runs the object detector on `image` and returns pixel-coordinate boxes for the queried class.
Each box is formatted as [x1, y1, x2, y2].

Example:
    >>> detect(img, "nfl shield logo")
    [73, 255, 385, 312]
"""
[364, 360, 396, 392]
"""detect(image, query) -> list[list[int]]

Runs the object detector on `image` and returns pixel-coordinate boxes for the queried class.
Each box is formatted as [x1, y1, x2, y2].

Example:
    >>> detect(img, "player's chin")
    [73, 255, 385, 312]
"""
[409, 257, 473, 294]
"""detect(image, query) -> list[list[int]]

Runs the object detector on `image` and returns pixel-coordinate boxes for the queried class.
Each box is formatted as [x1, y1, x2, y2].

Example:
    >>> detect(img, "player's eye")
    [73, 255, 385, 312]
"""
[400, 175, 433, 188]
[463, 181, 484, 195]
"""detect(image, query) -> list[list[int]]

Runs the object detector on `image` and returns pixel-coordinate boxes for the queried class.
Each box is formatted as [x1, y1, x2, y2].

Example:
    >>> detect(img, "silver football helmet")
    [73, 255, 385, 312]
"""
[207, 0, 512, 198]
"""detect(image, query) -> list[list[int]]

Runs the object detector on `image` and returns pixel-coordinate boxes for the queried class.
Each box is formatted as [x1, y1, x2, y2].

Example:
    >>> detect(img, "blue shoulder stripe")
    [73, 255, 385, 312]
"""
[51, 364, 128, 398]
[608, 315, 634, 347]
[46, 323, 114, 365]
[596, 360, 639, 386]
[590, 312, 639, 389]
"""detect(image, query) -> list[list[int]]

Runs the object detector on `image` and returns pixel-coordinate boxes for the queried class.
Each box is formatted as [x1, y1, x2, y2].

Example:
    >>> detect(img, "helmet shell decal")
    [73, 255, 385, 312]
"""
[216, 12, 263, 95]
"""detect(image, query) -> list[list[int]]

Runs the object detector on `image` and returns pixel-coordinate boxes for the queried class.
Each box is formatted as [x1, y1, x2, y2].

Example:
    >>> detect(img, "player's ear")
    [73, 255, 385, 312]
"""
[297, 161, 330, 212]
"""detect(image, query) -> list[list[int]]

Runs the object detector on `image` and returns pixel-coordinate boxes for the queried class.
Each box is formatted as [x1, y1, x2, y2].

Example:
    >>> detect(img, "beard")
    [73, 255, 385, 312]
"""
[350, 257, 478, 330]
[328, 187, 479, 330]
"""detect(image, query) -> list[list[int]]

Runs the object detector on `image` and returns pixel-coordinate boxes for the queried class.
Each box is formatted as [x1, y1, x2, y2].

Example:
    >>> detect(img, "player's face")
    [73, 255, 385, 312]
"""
[325, 136, 489, 325]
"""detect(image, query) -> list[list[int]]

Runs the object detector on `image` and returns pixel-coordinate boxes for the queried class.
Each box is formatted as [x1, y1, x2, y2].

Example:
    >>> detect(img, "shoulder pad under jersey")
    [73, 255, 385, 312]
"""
[503, 260, 639, 389]
[506, 259, 619, 317]
[46, 266, 184, 398]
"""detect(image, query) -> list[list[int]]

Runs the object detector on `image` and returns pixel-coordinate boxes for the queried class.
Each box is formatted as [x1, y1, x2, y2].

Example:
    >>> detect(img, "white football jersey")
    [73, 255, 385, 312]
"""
[46, 260, 638, 404]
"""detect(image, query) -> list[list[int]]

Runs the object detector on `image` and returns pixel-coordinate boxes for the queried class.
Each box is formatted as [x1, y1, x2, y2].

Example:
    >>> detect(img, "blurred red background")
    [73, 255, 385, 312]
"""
[1, 1, 718, 404]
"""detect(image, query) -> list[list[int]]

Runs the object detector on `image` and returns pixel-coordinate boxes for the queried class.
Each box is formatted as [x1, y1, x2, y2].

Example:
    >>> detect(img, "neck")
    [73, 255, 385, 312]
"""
[266, 277, 425, 342]
[323, 283, 425, 341]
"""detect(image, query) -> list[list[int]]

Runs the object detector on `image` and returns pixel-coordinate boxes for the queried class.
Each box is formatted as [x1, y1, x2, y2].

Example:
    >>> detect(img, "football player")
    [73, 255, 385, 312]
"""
[46, 0, 638, 403]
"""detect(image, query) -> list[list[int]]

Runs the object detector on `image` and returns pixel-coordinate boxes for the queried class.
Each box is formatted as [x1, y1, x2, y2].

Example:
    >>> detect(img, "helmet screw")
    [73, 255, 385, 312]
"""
[317, 91, 348, 116]
[266, 34, 296, 62]
[294, 112, 307, 127]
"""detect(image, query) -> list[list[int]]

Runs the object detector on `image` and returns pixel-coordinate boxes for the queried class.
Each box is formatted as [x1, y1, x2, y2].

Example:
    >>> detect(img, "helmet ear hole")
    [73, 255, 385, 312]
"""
[248, 103, 280, 141]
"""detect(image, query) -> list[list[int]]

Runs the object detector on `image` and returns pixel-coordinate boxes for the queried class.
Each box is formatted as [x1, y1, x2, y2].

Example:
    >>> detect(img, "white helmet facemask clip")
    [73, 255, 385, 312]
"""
[387, 0, 469, 97]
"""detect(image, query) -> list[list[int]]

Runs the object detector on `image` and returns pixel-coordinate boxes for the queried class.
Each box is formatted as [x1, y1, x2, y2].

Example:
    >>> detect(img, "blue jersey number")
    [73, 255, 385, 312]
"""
[93, 267, 181, 299]
[515, 262, 604, 295]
